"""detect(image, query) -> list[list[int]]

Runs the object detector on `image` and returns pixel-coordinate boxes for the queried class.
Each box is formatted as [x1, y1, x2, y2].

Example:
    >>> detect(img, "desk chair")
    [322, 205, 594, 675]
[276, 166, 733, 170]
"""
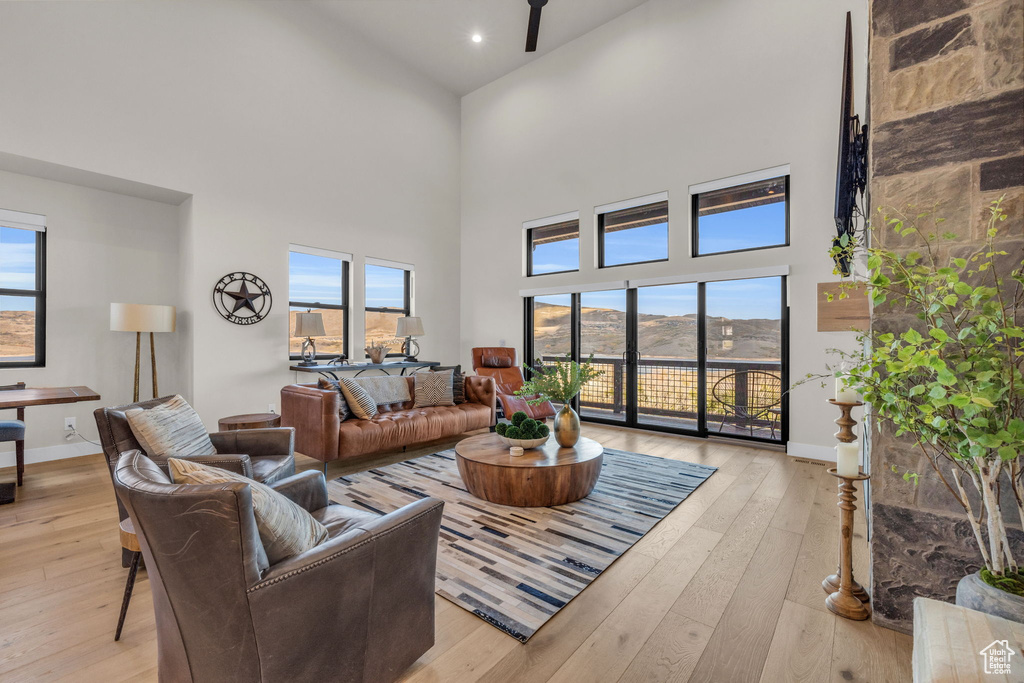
[0, 382, 26, 487]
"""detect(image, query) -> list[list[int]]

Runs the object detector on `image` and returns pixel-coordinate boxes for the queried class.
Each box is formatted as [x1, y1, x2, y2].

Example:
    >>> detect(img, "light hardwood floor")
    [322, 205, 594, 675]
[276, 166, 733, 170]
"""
[0, 425, 912, 682]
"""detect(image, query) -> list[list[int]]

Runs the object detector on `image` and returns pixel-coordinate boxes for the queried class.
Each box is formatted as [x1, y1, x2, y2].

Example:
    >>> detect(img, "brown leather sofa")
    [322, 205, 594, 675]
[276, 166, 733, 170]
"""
[472, 347, 556, 421]
[113, 450, 443, 682]
[95, 396, 295, 564]
[280, 374, 496, 465]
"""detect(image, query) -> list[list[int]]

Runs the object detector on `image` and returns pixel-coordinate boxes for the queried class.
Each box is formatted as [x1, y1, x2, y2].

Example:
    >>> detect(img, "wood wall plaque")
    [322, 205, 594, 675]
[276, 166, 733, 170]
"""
[817, 282, 870, 332]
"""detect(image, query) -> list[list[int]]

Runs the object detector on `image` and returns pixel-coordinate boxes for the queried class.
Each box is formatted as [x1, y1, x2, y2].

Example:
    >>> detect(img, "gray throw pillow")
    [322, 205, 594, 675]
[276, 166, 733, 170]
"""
[318, 378, 353, 421]
[125, 395, 216, 459]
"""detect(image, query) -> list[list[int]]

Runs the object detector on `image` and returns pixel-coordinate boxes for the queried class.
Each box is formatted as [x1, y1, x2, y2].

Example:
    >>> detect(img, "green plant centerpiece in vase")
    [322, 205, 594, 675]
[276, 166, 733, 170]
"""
[818, 199, 1023, 620]
[515, 355, 604, 447]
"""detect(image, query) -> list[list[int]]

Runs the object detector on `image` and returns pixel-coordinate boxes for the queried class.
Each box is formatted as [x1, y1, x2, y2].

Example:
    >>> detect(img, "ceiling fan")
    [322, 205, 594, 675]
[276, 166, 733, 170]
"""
[525, 0, 548, 52]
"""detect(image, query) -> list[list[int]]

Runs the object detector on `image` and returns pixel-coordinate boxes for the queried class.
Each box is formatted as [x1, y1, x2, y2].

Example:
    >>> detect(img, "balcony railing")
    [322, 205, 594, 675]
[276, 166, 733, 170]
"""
[540, 355, 783, 439]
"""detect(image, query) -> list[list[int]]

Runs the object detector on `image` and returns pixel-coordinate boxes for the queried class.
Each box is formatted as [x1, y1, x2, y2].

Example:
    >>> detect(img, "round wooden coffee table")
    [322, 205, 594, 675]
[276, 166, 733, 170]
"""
[455, 433, 603, 507]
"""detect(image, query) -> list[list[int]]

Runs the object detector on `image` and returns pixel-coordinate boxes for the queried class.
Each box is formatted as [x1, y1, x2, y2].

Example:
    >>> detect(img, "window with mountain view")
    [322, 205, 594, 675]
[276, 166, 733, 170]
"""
[526, 219, 579, 276]
[694, 175, 789, 256]
[1, 219, 46, 367]
[598, 199, 669, 267]
[364, 263, 411, 357]
[289, 247, 349, 359]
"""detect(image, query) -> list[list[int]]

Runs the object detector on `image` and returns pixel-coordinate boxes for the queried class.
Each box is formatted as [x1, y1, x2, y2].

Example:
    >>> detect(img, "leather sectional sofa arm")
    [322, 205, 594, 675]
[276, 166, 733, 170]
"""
[464, 375, 497, 425]
[267, 470, 329, 512]
[280, 384, 340, 462]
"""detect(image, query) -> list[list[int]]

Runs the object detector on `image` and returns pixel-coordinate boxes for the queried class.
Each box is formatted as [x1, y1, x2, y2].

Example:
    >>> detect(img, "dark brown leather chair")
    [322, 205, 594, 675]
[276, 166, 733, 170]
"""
[113, 450, 444, 683]
[471, 347, 555, 421]
[95, 396, 295, 564]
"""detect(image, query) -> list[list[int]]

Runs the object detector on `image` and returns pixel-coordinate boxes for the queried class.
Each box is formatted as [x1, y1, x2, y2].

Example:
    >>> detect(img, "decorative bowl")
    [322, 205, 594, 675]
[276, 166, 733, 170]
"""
[497, 434, 549, 449]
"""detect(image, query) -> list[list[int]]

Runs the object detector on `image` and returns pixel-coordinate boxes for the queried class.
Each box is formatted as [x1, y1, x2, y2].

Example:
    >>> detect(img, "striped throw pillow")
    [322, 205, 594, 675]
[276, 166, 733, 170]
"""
[167, 457, 328, 565]
[339, 377, 378, 419]
[318, 378, 353, 421]
[125, 395, 216, 459]
[414, 371, 454, 408]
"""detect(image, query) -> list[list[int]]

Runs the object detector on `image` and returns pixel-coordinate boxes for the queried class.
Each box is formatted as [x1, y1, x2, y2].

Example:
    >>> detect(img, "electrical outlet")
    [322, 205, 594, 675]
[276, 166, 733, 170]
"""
[64, 417, 76, 431]
[268, 403, 276, 414]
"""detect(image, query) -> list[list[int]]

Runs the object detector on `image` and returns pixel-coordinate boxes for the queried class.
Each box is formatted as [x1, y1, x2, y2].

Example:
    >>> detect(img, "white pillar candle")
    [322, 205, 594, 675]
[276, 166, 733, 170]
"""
[509, 446, 524, 457]
[835, 376, 860, 404]
[836, 442, 860, 477]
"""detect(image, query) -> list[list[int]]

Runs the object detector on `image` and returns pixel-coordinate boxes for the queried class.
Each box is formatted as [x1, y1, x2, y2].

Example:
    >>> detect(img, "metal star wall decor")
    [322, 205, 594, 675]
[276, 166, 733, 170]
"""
[213, 272, 272, 325]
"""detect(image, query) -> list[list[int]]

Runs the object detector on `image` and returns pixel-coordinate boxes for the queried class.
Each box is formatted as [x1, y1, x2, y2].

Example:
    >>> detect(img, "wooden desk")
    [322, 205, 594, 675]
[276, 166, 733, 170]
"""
[0, 385, 101, 486]
[290, 361, 439, 380]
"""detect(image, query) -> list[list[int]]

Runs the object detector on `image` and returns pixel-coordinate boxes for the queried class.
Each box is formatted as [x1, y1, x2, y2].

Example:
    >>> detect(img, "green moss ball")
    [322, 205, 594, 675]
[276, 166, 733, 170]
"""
[505, 426, 522, 439]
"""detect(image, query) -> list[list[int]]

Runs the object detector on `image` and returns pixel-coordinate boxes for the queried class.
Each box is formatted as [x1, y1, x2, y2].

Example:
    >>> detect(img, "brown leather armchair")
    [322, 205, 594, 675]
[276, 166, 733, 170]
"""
[471, 347, 555, 421]
[113, 450, 444, 683]
[95, 396, 295, 564]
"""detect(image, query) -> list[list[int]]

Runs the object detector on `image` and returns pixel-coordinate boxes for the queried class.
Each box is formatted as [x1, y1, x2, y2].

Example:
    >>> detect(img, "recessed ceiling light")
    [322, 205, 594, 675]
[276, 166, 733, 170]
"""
[471, 34, 483, 43]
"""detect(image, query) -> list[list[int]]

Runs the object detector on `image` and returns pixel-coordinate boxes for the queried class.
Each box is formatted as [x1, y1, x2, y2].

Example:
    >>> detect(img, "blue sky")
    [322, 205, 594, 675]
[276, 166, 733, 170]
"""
[538, 276, 781, 320]
[289, 252, 343, 305]
[1, 227, 37, 311]
[603, 223, 668, 266]
[698, 203, 785, 254]
[364, 264, 405, 308]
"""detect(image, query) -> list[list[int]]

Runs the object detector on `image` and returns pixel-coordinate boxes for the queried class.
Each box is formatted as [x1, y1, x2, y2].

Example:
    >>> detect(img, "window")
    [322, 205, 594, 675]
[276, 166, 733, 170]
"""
[288, 246, 350, 360]
[364, 261, 411, 357]
[598, 196, 669, 268]
[693, 174, 789, 256]
[526, 216, 579, 276]
[0, 209, 46, 367]
[531, 294, 572, 362]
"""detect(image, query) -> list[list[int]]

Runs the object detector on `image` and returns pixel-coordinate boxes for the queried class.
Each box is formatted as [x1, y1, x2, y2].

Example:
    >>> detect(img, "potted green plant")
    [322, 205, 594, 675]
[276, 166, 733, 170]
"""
[516, 355, 604, 447]
[819, 198, 1023, 620]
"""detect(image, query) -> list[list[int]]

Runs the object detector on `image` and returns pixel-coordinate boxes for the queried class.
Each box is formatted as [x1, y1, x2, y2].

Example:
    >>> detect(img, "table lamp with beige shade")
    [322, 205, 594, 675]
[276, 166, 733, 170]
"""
[293, 311, 326, 366]
[110, 303, 176, 402]
[396, 316, 425, 361]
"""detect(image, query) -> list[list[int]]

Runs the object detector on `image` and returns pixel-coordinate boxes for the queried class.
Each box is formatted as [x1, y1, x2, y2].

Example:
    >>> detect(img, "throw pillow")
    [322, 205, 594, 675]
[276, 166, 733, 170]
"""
[317, 378, 353, 421]
[167, 457, 328, 565]
[414, 370, 454, 408]
[430, 365, 466, 404]
[125, 395, 216, 459]
[353, 375, 411, 405]
[339, 377, 378, 419]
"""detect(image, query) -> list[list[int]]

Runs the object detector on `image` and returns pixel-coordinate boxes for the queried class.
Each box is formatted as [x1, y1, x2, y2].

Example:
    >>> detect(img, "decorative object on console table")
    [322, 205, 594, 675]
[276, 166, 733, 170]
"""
[110, 303, 175, 402]
[364, 339, 393, 365]
[395, 316, 424, 361]
[516, 354, 604, 447]
[293, 311, 326, 366]
[218, 412, 282, 431]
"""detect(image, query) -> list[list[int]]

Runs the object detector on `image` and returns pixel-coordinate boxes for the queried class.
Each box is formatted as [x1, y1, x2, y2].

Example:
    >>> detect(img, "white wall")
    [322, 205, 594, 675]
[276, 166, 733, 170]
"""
[0, 1, 462, 440]
[460, 0, 868, 456]
[0, 170, 182, 465]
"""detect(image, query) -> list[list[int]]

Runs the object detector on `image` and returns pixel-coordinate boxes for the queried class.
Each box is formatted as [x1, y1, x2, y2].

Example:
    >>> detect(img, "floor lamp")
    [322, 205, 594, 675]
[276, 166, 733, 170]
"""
[110, 303, 176, 402]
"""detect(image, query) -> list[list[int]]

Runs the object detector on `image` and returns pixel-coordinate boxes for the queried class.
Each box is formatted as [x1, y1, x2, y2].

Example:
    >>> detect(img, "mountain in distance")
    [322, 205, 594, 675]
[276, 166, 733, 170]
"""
[533, 303, 780, 362]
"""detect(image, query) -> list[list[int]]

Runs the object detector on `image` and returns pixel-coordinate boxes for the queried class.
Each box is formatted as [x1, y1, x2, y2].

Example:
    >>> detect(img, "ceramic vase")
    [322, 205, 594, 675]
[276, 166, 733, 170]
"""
[554, 404, 581, 447]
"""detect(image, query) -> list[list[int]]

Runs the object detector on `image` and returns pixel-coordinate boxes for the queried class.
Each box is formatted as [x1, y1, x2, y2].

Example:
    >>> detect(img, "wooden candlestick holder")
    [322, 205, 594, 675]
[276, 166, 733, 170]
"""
[828, 398, 863, 442]
[822, 398, 870, 607]
[824, 468, 871, 620]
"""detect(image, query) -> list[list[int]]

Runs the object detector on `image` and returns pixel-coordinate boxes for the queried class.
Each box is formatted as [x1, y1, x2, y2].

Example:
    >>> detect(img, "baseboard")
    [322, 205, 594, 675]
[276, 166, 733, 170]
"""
[0, 441, 98, 468]
[786, 441, 837, 463]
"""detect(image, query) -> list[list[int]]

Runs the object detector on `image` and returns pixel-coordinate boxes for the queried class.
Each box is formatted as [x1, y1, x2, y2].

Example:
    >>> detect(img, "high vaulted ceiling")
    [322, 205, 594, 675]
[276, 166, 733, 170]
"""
[312, 0, 650, 96]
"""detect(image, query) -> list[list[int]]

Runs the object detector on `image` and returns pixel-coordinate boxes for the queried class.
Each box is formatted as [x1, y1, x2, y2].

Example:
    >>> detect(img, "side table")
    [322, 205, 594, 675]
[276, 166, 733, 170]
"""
[218, 413, 281, 431]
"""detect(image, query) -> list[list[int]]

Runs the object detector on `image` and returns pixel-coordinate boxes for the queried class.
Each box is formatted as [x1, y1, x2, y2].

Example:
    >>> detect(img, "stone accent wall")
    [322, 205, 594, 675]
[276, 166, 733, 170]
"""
[868, 0, 1024, 632]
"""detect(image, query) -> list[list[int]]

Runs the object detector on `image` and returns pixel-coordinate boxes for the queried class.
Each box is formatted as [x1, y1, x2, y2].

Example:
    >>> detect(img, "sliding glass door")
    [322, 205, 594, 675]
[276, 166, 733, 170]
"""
[524, 276, 787, 444]
[579, 289, 629, 423]
[635, 283, 700, 431]
[705, 277, 785, 440]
